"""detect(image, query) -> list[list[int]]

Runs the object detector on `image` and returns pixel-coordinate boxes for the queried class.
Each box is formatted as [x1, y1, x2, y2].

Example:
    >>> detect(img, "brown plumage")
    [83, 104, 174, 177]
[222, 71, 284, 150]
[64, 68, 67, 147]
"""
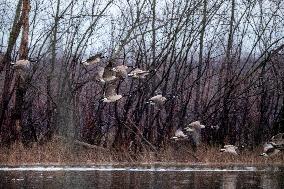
[148, 94, 167, 105]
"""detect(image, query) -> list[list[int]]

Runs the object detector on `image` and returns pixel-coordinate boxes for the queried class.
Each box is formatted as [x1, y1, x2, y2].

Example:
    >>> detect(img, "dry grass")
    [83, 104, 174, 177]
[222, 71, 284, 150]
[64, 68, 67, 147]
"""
[0, 140, 283, 166]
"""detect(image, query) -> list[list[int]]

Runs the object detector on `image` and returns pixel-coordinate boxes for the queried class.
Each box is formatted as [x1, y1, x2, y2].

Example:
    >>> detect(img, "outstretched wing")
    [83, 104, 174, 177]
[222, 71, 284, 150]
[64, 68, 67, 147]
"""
[105, 82, 117, 97]
[103, 62, 116, 80]
[149, 95, 162, 101]
[175, 128, 187, 138]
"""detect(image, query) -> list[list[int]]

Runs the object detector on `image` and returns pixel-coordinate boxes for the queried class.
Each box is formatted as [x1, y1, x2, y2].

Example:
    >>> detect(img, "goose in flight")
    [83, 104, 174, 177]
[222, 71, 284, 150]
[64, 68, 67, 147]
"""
[220, 145, 238, 155]
[184, 121, 205, 150]
[260, 142, 280, 157]
[147, 94, 167, 106]
[11, 59, 30, 69]
[102, 82, 122, 103]
[128, 68, 150, 79]
[81, 53, 104, 66]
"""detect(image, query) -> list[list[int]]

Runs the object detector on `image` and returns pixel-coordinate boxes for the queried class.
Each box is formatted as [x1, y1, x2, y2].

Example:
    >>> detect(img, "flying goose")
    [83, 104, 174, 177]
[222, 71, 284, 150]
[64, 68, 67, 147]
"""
[112, 65, 128, 78]
[11, 59, 30, 69]
[184, 121, 205, 149]
[260, 142, 280, 157]
[101, 82, 122, 103]
[81, 53, 104, 66]
[147, 94, 167, 106]
[220, 145, 238, 155]
[128, 68, 150, 79]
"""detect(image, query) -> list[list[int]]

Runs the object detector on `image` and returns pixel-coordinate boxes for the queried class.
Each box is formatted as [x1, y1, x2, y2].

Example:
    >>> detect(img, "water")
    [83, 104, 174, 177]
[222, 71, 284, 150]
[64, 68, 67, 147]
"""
[0, 165, 283, 189]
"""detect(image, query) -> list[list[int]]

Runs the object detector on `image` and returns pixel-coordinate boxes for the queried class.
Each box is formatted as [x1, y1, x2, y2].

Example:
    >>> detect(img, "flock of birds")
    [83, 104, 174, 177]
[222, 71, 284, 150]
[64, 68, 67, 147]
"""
[10, 53, 169, 105]
[171, 121, 284, 157]
[8, 54, 284, 158]
[81, 53, 167, 104]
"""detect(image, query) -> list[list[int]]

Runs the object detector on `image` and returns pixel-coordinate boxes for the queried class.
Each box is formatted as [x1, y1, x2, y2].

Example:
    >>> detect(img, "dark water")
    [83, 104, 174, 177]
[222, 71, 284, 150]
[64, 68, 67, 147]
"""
[0, 165, 283, 189]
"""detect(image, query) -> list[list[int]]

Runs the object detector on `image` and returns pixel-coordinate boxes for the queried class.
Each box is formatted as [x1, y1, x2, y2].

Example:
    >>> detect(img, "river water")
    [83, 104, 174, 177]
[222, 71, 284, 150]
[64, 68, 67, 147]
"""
[0, 165, 283, 188]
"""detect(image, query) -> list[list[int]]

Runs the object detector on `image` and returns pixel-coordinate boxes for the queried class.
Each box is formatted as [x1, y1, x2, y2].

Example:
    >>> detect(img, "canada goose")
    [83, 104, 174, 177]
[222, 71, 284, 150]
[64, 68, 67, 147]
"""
[220, 145, 238, 155]
[112, 65, 128, 78]
[101, 82, 122, 103]
[128, 68, 150, 79]
[11, 59, 30, 69]
[260, 142, 280, 157]
[147, 94, 167, 106]
[183, 121, 205, 151]
[81, 53, 104, 66]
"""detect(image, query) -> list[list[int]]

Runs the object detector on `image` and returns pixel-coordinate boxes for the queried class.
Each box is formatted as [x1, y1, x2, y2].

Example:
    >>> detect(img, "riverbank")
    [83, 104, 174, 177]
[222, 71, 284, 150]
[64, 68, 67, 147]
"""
[0, 140, 283, 166]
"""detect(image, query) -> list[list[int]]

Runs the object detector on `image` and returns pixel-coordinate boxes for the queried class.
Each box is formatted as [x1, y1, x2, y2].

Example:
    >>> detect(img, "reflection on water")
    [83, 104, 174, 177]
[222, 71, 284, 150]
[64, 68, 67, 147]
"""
[0, 166, 283, 189]
[221, 173, 237, 189]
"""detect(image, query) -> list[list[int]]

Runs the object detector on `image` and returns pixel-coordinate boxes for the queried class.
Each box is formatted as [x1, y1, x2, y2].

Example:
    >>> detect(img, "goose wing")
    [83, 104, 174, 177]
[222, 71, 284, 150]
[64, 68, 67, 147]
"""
[175, 128, 187, 138]
[149, 95, 163, 102]
[131, 68, 143, 74]
[105, 82, 117, 97]
[103, 62, 116, 81]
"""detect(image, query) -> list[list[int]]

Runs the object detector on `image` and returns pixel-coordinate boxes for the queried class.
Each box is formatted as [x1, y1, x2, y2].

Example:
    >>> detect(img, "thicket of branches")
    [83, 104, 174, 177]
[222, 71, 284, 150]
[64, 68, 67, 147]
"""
[0, 0, 284, 151]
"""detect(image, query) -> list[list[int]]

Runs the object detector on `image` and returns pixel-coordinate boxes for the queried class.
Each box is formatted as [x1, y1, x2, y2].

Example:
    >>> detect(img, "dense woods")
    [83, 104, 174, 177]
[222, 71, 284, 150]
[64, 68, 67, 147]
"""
[0, 0, 284, 154]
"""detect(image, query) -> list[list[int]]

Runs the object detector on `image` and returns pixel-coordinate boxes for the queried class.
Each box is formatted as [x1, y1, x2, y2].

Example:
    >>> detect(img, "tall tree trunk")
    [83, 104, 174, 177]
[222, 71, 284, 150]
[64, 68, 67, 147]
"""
[0, 0, 23, 135]
[12, 0, 30, 143]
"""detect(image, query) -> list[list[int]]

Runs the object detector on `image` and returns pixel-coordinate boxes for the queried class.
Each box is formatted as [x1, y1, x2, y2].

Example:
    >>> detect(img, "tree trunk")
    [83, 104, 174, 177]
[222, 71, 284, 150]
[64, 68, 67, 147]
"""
[12, 0, 30, 143]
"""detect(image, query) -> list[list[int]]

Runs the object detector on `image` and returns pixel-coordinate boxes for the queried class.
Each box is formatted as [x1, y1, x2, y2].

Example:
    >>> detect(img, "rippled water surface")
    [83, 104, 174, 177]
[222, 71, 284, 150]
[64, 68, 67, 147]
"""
[0, 165, 283, 188]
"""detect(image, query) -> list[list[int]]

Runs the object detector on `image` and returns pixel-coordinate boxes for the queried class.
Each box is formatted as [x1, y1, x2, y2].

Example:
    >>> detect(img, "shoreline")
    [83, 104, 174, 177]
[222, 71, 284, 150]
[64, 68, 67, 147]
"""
[1, 140, 283, 166]
[0, 162, 284, 167]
